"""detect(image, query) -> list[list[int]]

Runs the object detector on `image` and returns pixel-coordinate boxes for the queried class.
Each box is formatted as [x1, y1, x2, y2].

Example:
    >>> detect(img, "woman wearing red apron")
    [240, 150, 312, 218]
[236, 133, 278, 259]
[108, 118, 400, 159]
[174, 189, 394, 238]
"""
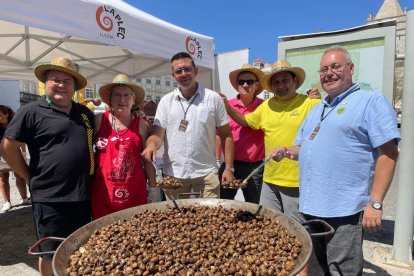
[91, 74, 156, 220]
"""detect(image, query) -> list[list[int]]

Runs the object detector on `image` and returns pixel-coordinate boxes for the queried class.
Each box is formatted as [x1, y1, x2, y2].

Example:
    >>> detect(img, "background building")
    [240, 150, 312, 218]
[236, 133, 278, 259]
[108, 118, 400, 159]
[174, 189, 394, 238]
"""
[368, 0, 407, 109]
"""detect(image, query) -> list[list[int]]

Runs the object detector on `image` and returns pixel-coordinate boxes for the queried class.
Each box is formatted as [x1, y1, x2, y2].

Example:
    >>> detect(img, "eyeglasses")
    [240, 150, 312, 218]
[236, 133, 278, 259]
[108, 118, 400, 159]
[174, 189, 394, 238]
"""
[173, 66, 193, 75]
[237, 79, 257, 86]
[318, 63, 350, 76]
[112, 93, 134, 99]
[47, 77, 74, 87]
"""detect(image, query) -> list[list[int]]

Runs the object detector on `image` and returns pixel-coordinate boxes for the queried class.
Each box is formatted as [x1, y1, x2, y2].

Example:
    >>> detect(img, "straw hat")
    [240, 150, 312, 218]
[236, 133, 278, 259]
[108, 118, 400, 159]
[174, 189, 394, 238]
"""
[229, 64, 265, 95]
[99, 74, 145, 107]
[261, 60, 305, 92]
[35, 57, 87, 89]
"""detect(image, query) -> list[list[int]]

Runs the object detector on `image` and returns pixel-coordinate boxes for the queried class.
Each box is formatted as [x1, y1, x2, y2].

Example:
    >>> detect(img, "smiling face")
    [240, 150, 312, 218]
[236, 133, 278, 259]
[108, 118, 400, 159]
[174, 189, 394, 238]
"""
[270, 71, 298, 100]
[319, 50, 354, 99]
[237, 72, 259, 96]
[44, 70, 76, 108]
[110, 85, 135, 115]
[171, 57, 198, 91]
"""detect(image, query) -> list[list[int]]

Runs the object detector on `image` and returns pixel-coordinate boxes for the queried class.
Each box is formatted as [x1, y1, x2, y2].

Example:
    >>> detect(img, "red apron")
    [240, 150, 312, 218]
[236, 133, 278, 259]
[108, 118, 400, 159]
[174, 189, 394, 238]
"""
[91, 111, 147, 220]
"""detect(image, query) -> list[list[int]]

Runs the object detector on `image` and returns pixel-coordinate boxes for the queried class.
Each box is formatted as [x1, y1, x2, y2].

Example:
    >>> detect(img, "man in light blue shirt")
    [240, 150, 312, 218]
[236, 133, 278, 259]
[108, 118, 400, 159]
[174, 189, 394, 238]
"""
[268, 46, 400, 275]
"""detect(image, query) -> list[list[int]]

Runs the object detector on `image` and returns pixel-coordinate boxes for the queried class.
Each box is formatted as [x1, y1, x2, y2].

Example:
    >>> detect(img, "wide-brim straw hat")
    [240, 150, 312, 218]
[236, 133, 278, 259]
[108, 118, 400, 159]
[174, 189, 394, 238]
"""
[34, 57, 87, 90]
[261, 60, 305, 92]
[229, 64, 265, 95]
[99, 74, 145, 107]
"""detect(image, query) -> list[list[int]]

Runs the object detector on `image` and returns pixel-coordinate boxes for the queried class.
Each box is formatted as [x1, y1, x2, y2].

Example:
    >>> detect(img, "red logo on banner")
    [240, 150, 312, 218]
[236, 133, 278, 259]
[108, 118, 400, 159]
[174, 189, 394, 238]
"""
[96, 6, 113, 32]
[185, 36, 203, 60]
[95, 6, 126, 39]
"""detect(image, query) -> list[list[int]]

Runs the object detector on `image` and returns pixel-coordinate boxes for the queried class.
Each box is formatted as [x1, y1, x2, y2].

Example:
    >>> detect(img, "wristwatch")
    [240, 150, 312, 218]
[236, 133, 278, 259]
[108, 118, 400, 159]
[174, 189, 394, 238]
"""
[370, 200, 383, 210]
[225, 166, 235, 173]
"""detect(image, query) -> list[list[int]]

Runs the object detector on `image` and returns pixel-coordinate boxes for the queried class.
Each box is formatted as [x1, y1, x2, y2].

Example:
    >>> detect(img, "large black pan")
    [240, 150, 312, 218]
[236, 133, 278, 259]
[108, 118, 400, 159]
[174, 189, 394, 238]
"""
[30, 199, 333, 275]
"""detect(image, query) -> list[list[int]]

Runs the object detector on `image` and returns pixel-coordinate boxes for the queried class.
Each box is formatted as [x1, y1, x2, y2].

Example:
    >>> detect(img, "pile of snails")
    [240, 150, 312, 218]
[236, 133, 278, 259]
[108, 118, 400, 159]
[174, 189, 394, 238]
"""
[156, 176, 183, 190]
[66, 205, 302, 275]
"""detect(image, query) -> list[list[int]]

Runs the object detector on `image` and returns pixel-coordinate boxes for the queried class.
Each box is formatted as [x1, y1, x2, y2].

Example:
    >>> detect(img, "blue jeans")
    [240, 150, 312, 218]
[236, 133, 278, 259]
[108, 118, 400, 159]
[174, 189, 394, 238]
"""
[305, 212, 364, 276]
[218, 160, 263, 204]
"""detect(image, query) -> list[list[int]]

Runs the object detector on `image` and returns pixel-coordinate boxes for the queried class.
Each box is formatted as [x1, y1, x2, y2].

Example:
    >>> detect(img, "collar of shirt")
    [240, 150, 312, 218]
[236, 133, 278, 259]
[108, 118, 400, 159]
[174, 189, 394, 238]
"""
[233, 95, 261, 108]
[175, 84, 202, 103]
[323, 83, 360, 107]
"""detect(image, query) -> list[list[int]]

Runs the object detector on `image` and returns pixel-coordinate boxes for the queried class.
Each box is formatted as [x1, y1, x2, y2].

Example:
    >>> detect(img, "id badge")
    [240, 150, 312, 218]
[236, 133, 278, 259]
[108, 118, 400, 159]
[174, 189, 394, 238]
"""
[178, 119, 189, 132]
[309, 126, 320, 140]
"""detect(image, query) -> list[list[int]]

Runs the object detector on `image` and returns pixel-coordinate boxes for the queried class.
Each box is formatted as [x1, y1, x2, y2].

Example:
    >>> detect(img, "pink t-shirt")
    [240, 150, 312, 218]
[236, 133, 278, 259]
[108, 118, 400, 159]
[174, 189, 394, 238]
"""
[229, 96, 265, 162]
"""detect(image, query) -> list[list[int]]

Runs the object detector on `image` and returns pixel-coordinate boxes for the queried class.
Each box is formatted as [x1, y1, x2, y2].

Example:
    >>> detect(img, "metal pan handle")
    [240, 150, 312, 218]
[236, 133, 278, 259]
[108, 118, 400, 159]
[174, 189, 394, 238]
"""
[301, 219, 335, 237]
[28, 237, 65, 256]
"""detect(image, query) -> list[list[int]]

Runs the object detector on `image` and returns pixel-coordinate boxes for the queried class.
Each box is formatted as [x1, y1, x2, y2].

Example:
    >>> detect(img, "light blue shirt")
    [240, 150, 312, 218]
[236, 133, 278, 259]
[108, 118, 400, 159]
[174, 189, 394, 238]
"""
[295, 84, 400, 217]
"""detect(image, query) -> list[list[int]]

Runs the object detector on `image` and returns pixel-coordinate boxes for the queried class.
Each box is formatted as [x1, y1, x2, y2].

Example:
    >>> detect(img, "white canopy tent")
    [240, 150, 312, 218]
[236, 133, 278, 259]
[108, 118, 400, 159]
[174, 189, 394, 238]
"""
[0, 0, 215, 87]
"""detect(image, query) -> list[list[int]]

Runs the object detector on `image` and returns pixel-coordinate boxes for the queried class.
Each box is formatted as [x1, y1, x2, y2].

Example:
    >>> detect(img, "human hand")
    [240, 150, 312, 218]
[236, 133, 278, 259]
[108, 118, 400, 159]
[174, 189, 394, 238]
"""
[269, 147, 291, 162]
[142, 145, 156, 163]
[83, 98, 102, 106]
[218, 92, 230, 106]
[307, 88, 321, 99]
[362, 205, 382, 232]
[221, 168, 234, 182]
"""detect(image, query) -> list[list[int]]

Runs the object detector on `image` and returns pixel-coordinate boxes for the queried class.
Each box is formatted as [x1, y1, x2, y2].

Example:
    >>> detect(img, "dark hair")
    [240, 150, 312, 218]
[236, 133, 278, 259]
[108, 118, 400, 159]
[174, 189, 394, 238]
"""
[0, 105, 15, 124]
[170, 52, 196, 67]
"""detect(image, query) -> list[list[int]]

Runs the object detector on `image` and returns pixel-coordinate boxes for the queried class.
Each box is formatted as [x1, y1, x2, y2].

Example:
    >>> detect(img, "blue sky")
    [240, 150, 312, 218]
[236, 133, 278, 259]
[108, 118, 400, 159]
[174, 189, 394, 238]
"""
[125, 0, 413, 63]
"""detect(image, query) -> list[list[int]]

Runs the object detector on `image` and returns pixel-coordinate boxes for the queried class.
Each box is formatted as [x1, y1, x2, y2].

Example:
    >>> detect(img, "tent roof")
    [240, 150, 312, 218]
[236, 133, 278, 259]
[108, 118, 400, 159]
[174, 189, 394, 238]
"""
[0, 0, 215, 84]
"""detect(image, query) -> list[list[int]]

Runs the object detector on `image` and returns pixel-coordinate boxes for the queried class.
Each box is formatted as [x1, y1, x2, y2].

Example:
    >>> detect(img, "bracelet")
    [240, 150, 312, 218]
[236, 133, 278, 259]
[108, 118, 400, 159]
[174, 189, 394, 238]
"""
[225, 166, 235, 173]
[284, 147, 294, 160]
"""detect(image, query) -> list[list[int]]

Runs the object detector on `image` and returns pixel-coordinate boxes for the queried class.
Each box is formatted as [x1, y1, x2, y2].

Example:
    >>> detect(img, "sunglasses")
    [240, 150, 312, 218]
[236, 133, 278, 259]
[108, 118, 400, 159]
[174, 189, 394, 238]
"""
[237, 79, 257, 85]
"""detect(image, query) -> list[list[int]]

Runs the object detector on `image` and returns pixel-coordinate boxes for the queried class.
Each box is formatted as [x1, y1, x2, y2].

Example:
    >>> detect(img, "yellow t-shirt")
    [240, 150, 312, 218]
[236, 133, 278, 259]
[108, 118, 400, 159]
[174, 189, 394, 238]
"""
[245, 94, 320, 187]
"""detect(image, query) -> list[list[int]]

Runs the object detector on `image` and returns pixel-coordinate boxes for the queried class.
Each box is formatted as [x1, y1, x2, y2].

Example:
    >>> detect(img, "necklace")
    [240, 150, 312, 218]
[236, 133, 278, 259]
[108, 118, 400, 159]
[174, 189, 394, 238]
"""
[111, 114, 131, 138]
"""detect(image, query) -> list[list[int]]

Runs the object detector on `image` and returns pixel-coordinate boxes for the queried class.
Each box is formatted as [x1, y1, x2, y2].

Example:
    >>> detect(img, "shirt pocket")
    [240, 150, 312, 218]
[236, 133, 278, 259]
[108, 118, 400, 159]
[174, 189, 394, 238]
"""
[197, 107, 213, 124]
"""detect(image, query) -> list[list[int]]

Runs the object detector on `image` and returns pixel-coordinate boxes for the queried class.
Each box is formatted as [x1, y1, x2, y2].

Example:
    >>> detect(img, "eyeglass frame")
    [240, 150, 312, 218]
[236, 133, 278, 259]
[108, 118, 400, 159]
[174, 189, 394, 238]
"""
[318, 62, 351, 76]
[173, 66, 194, 75]
[237, 79, 257, 86]
[46, 76, 75, 87]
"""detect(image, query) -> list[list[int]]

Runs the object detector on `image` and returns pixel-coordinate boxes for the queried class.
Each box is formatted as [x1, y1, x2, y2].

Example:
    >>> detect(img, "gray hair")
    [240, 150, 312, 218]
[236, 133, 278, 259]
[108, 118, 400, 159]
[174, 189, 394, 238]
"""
[323, 45, 352, 63]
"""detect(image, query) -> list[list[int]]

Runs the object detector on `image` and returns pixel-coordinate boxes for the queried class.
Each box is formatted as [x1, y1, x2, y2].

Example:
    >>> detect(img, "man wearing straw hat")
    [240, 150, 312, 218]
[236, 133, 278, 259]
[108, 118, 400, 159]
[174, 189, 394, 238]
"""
[221, 60, 319, 224]
[143, 52, 234, 200]
[216, 64, 265, 203]
[0, 57, 94, 276]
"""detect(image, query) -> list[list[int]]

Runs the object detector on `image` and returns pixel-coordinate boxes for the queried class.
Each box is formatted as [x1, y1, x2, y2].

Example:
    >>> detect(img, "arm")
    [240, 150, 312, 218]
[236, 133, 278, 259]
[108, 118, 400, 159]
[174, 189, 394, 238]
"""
[215, 135, 222, 166]
[0, 138, 30, 183]
[142, 125, 165, 163]
[219, 92, 249, 127]
[82, 98, 102, 106]
[268, 146, 301, 161]
[139, 119, 156, 188]
[216, 124, 234, 182]
[362, 139, 399, 232]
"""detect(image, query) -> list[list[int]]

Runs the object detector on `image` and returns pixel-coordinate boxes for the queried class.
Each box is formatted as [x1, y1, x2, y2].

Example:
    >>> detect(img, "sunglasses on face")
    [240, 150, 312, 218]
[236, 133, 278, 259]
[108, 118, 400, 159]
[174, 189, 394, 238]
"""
[237, 79, 257, 86]
[173, 66, 193, 75]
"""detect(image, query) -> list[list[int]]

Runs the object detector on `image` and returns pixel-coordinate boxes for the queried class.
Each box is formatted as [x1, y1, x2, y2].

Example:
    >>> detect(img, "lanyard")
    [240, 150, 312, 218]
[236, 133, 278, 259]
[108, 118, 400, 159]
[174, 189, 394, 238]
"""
[319, 87, 360, 125]
[178, 93, 198, 120]
[309, 87, 359, 140]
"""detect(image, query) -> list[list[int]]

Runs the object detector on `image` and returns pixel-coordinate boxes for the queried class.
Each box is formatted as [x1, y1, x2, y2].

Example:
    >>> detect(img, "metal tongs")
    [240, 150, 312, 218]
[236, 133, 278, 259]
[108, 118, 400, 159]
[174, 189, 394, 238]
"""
[242, 156, 271, 185]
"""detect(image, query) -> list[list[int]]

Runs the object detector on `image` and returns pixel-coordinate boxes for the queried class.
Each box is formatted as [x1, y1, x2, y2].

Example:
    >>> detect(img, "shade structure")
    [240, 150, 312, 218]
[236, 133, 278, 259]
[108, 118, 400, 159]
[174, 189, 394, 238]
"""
[0, 0, 215, 85]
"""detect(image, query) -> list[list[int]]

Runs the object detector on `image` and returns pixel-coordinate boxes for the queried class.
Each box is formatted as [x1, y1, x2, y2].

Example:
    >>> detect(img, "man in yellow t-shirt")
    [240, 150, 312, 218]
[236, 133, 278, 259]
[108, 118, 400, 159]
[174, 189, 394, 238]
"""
[221, 60, 319, 224]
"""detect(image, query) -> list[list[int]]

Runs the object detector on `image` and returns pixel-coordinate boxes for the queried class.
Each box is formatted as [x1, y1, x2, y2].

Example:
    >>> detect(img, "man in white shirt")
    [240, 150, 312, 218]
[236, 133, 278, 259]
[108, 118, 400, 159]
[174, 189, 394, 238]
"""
[142, 52, 234, 199]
